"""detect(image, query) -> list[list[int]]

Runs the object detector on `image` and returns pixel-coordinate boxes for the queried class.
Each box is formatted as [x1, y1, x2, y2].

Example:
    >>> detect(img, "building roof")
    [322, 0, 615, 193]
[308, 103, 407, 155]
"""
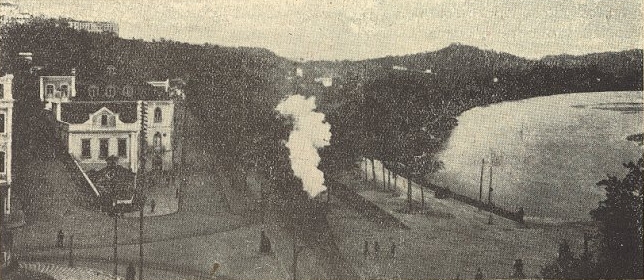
[73, 82, 170, 101]
[61, 102, 138, 124]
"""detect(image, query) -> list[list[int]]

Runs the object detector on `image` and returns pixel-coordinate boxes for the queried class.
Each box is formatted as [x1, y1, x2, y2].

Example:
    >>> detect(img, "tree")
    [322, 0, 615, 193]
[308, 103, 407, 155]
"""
[591, 157, 643, 279]
[541, 240, 575, 279]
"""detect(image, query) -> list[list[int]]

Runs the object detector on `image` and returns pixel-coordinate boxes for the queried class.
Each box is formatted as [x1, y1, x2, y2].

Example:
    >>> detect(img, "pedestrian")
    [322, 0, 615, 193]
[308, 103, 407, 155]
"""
[363, 240, 369, 257]
[175, 188, 179, 199]
[150, 199, 156, 213]
[126, 262, 136, 280]
[390, 240, 396, 258]
[259, 230, 272, 254]
[57, 230, 64, 248]
[374, 241, 380, 254]
[475, 268, 484, 280]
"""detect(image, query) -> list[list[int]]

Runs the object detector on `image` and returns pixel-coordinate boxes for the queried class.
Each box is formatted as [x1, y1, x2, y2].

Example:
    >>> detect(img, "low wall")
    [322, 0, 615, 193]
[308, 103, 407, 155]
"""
[59, 152, 100, 204]
[328, 180, 409, 229]
[369, 158, 525, 224]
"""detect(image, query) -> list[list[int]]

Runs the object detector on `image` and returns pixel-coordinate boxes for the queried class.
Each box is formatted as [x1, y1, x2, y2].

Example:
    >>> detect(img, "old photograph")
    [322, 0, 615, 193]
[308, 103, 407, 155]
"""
[1, 0, 642, 279]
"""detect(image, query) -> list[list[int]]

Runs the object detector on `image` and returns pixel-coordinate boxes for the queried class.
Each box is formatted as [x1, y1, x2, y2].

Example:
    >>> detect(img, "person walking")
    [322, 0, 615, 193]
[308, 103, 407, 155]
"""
[259, 230, 272, 254]
[363, 240, 369, 257]
[475, 268, 484, 280]
[150, 199, 156, 213]
[374, 241, 380, 255]
[390, 239, 396, 258]
[126, 262, 136, 280]
[56, 230, 64, 248]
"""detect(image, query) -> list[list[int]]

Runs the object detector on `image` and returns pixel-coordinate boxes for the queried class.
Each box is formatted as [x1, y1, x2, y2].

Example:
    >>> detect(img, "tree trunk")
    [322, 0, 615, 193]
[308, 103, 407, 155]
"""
[363, 158, 368, 181]
[393, 173, 397, 191]
[371, 158, 376, 183]
[387, 169, 391, 190]
[421, 185, 425, 209]
[382, 163, 386, 190]
[407, 177, 413, 212]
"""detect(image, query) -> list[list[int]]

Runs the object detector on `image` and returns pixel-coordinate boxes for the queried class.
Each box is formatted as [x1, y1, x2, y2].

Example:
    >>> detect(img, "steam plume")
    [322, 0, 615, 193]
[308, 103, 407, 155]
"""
[276, 95, 331, 197]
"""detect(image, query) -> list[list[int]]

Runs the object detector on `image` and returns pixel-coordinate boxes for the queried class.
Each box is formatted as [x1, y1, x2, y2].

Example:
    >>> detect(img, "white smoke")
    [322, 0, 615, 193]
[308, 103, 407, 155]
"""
[276, 95, 331, 197]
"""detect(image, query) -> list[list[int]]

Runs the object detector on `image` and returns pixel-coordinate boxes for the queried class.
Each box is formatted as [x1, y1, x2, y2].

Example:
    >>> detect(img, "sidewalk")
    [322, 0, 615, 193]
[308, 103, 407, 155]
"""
[326, 170, 598, 279]
[20, 262, 120, 280]
[123, 185, 178, 218]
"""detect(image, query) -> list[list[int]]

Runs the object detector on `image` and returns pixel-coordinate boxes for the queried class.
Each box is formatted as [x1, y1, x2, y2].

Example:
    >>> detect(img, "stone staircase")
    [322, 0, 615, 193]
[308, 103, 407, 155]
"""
[20, 262, 121, 280]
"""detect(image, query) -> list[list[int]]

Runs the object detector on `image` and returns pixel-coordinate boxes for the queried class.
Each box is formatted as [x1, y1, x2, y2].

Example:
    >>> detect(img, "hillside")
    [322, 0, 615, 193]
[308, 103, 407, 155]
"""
[2, 18, 642, 199]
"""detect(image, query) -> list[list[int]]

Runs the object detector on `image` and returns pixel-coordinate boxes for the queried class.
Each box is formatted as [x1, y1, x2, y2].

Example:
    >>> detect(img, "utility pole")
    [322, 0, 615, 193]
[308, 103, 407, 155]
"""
[488, 165, 493, 205]
[479, 159, 485, 203]
[113, 204, 118, 278]
[138, 99, 149, 280]
[68, 235, 74, 267]
[139, 194, 144, 280]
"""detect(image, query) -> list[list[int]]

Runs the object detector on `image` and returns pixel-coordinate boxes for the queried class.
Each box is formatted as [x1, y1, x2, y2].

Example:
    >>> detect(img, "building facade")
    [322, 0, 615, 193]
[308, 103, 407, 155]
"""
[41, 71, 181, 174]
[68, 20, 119, 35]
[0, 75, 14, 215]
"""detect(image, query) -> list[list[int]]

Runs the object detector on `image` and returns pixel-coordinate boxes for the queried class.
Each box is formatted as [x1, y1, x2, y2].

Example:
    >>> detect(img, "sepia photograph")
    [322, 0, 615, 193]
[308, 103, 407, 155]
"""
[0, 0, 642, 279]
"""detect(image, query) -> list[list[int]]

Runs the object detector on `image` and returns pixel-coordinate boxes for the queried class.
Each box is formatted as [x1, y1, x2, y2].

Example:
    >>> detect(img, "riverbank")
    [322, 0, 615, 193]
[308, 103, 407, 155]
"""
[327, 168, 599, 279]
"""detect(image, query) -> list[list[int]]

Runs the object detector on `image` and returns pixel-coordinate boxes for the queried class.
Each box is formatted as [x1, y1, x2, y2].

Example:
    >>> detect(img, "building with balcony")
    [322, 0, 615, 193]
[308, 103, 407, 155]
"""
[0, 74, 14, 216]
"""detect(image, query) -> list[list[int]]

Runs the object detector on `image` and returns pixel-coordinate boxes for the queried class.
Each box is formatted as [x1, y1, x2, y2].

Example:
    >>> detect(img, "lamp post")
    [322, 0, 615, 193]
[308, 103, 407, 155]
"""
[112, 200, 118, 278]
[68, 235, 74, 267]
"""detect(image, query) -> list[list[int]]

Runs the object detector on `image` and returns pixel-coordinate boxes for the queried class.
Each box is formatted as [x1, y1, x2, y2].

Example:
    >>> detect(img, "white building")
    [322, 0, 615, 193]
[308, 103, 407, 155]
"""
[41, 71, 181, 174]
[68, 20, 119, 35]
[0, 1, 32, 25]
[314, 77, 333, 87]
[0, 75, 14, 215]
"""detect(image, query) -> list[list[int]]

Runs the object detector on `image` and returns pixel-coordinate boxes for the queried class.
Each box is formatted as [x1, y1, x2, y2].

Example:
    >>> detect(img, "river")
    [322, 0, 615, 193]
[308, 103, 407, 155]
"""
[430, 91, 643, 222]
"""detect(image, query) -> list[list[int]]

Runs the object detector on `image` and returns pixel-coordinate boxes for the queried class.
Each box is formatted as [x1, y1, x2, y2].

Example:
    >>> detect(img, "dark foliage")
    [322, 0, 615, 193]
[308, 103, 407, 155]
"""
[591, 158, 644, 279]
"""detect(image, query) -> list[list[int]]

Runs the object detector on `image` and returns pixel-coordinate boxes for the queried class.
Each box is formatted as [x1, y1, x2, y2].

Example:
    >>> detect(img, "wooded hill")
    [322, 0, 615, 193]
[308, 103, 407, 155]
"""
[2, 18, 642, 198]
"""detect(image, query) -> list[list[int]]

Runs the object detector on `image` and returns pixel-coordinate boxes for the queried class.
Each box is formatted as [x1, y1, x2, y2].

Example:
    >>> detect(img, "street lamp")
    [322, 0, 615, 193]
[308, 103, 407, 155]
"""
[112, 199, 118, 278]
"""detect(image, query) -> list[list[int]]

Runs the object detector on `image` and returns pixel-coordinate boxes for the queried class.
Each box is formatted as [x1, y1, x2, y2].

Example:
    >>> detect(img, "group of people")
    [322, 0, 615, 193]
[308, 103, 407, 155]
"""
[363, 238, 396, 258]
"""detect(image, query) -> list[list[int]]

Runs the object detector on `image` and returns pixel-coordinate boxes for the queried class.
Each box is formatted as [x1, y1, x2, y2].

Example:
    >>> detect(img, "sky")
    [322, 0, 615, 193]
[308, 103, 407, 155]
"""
[15, 0, 644, 61]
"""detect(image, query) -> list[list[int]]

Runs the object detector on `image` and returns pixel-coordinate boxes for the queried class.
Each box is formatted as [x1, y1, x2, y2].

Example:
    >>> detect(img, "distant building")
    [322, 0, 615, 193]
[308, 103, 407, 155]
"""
[314, 77, 333, 87]
[0, 1, 32, 24]
[392, 65, 408, 71]
[68, 20, 119, 35]
[0, 74, 14, 215]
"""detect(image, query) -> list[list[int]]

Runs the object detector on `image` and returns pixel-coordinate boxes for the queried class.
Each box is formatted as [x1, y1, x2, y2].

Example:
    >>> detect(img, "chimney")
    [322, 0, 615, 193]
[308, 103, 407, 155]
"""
[71, 68, 77, 76]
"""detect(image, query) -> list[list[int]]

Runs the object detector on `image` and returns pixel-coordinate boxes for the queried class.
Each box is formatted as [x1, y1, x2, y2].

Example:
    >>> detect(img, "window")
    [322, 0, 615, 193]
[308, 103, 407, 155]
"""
[101, 114, 108, 126]
[89, 85, 99, 98]
[81, 139, 91, 158]
[0, 151, 4, 173]
[0, 114, 4, 133]
[60, 84, 69, 97]
[46, 84, 54, 98]
[117, 138, 127, 158]
[105, 85, 116, 98]
[99, 138, 109, 158]
[153, 132, 162, 151]
[0, 84, 4, 99]
[154, 107, 162, 123]
[122, 85, 133, 97]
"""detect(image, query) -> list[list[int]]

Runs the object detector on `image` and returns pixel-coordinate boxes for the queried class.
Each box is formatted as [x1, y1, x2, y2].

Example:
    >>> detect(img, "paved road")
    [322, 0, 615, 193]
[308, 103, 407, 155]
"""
[13, 111, 357, 280]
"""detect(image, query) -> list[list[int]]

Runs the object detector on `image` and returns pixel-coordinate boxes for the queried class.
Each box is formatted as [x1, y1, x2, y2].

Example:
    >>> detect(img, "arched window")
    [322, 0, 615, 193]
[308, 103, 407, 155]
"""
[60, 84, 69, 97]
[46, 84, 54, 98]
[105, 85, 116, 98]
[153, 132, 162, 151]
[89, 85, 99, 98]
[0, 151, 5, 173]
[154, 107, 162, 123]
[122, 85, 133, 97]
